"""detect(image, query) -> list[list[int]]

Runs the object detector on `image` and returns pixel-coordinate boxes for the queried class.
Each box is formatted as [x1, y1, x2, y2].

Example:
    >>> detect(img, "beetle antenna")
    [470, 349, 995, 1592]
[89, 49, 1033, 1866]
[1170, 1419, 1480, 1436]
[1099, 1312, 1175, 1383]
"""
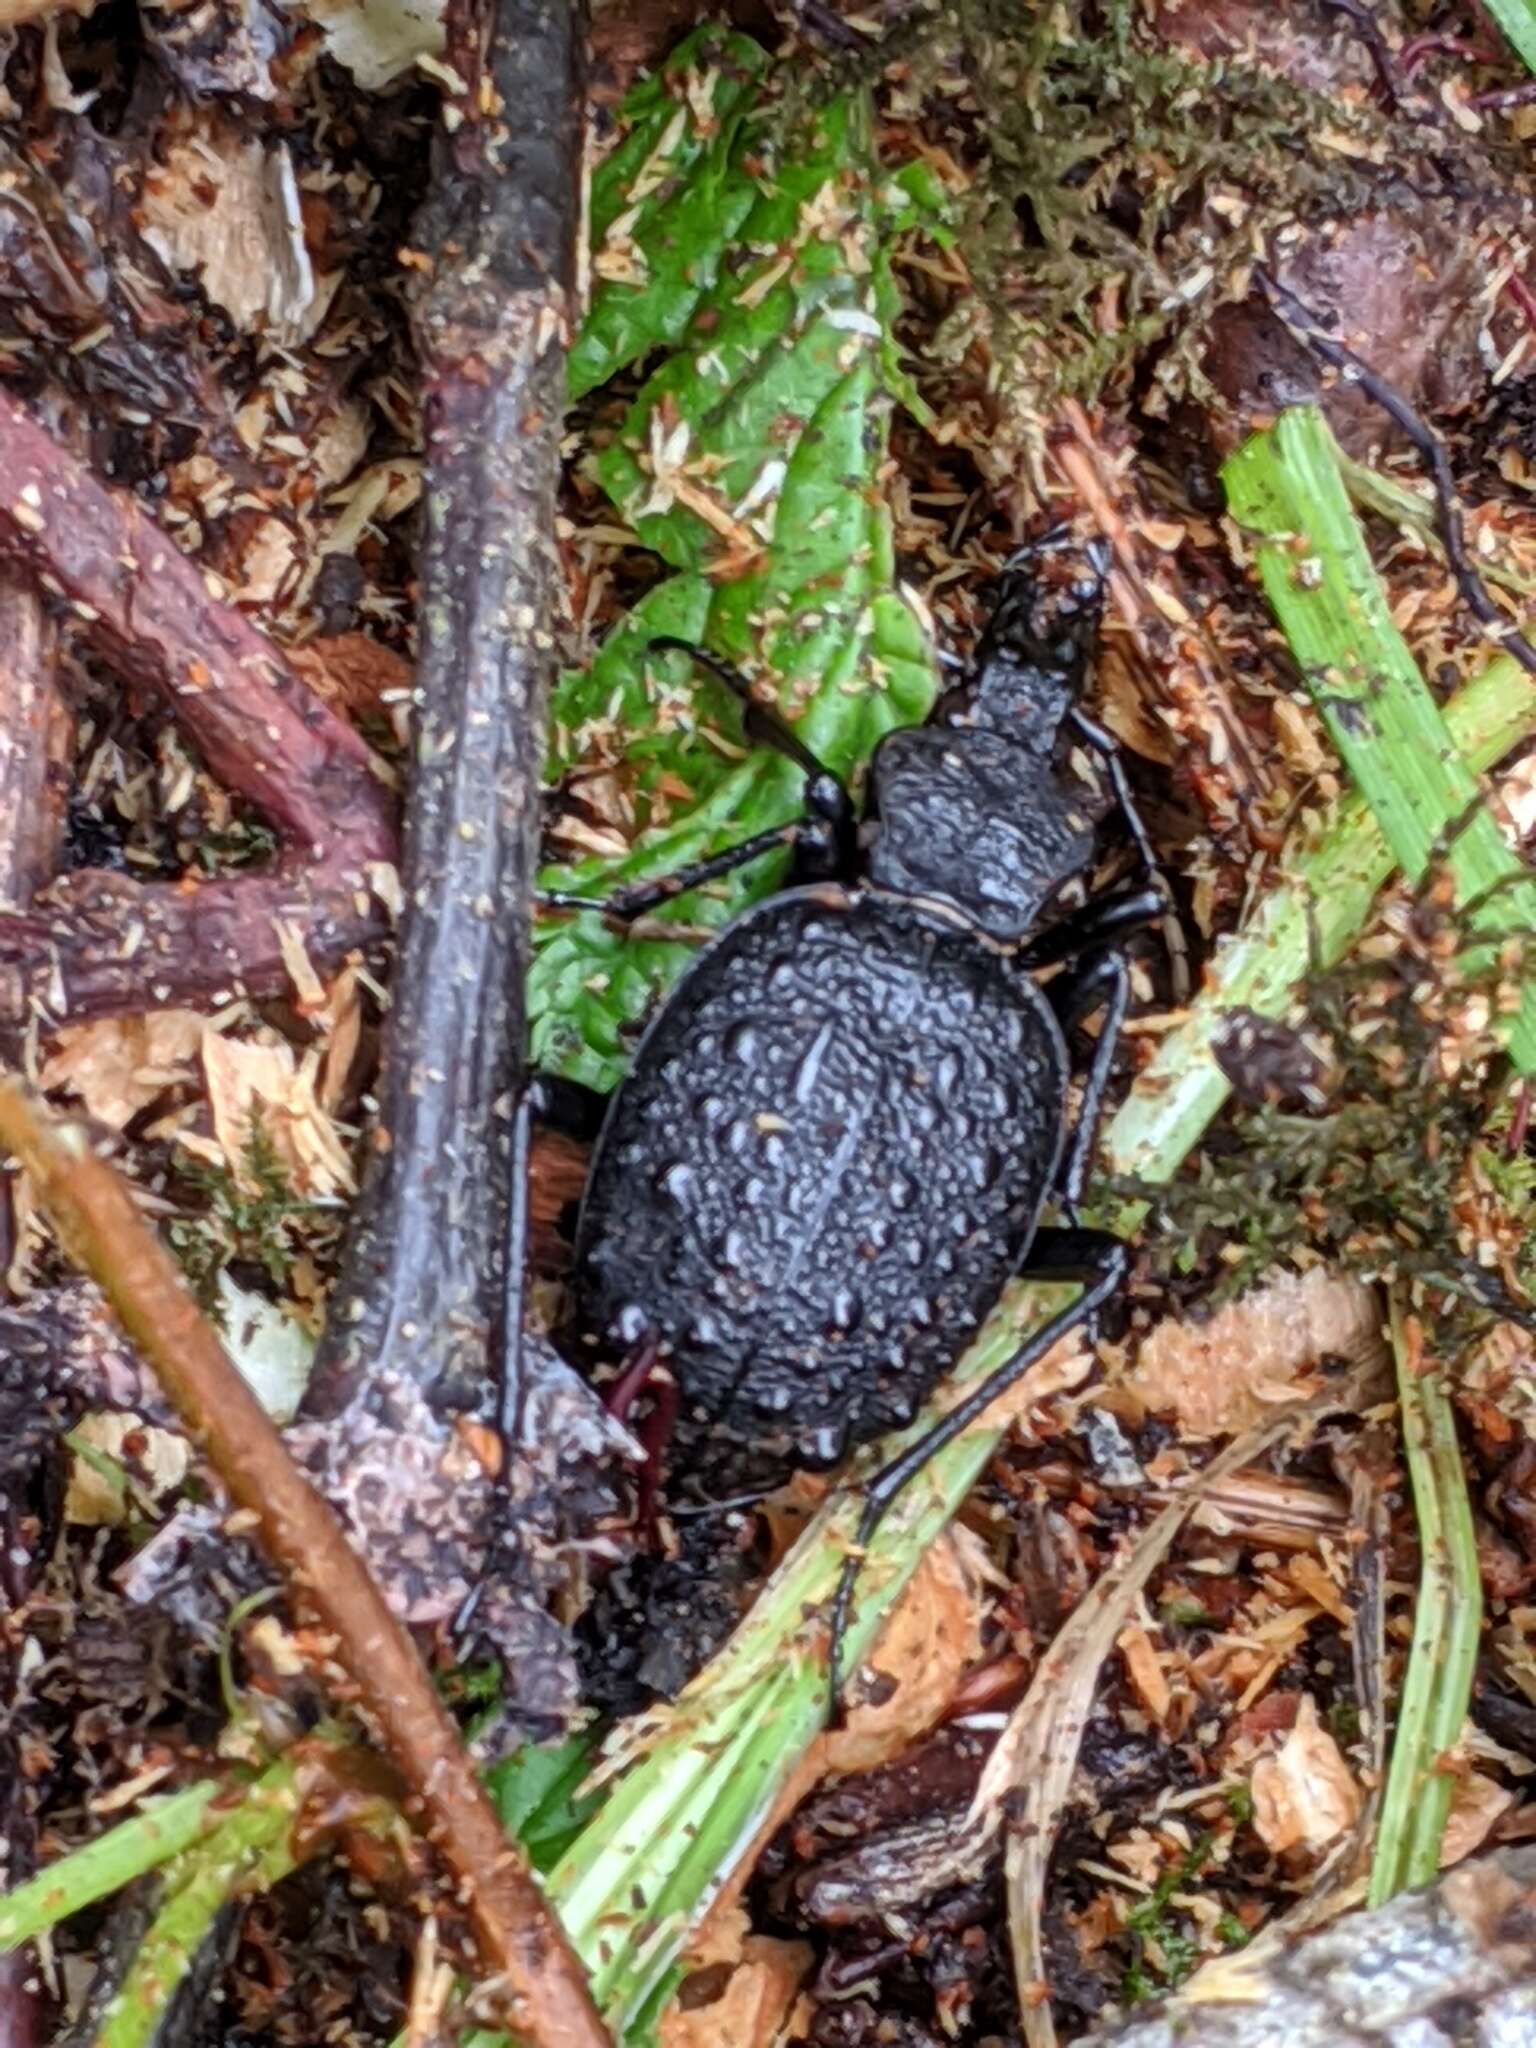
[649, 637, 837, 787]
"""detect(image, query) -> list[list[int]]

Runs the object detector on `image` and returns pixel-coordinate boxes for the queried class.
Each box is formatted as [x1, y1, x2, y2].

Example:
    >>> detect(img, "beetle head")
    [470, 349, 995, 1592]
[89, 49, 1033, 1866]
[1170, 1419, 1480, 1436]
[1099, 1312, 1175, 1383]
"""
[946, 533, 1107, 751]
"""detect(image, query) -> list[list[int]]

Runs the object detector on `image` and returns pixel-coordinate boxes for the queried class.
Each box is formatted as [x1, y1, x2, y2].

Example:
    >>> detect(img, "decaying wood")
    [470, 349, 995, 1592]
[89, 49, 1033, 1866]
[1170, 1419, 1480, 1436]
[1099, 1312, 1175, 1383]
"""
[304, 0, 580, 1419]
[0, 1073, 607, 2048]
[0, 389, 399, 1028]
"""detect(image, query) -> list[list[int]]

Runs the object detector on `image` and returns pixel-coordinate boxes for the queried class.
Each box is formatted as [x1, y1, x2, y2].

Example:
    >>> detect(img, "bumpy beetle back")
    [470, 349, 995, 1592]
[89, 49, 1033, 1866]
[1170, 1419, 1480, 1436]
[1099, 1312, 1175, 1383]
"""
[574, 889, 1068, 1487]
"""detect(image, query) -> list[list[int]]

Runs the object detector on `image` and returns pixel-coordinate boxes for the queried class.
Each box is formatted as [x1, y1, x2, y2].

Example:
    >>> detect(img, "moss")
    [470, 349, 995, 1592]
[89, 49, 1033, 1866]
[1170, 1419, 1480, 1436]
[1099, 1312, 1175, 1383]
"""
[167, 1116, 323, 1317]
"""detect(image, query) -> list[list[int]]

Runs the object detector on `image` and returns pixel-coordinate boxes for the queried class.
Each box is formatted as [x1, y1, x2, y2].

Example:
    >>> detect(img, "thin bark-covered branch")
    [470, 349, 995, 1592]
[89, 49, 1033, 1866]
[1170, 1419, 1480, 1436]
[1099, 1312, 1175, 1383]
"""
[0, 389, 399, 1028]
[305, 0, 582, 1425]
[0, 574, 66, 915]
[0, 1074, 606, 2048]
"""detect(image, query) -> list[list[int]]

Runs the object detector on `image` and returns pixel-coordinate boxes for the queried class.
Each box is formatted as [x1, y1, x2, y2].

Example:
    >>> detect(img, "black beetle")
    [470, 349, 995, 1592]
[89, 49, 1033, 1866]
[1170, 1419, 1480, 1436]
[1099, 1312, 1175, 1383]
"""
[541, 535, 1166, 1693]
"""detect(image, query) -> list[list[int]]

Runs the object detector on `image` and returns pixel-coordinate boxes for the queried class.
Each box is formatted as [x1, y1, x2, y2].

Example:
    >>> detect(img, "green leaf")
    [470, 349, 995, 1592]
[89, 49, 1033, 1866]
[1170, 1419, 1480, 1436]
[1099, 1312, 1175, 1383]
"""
[570, 27, 769, 400]
[537, 67, 940, 1090]
[484, 1731, 605, 1873]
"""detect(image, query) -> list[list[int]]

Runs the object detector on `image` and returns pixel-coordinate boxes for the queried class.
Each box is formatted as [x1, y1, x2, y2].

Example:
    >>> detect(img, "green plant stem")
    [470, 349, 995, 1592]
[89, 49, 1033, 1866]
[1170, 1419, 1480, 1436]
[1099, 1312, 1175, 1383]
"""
[1371, 1296, 1484, 1906]
[0, 1781, 223, 1952]
[1338, 454, 1536, 602]
[1224, 404, 1536, 1072]
[1103, 650, 1536, 1184]
[94, 1777, 305, 2048]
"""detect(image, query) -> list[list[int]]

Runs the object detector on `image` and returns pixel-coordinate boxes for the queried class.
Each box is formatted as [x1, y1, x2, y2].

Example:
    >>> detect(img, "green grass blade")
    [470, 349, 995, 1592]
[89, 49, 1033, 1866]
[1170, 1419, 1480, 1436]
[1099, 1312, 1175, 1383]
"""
[92, 1760, 304, 2048]
[1223, 405, 1536, 1072]
[1371, 1296, 1483, 1905]
[0, 1780, 223, 1952]
[1104, 652, 1536, 1184]
[1483, 0, 1536, 74]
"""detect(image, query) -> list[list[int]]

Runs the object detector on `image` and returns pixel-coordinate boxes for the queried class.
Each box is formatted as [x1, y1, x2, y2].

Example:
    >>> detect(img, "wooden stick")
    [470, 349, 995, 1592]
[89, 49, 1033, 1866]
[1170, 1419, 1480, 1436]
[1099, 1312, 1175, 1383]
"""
[0, 1074, 607, 2048]
[305, 0, 583, 1435]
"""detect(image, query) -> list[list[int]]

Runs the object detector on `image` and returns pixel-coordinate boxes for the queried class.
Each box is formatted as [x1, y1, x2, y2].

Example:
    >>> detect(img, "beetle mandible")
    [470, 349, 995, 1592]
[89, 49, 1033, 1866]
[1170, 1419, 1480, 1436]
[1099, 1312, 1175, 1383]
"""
[543, 533, 1168, 1696]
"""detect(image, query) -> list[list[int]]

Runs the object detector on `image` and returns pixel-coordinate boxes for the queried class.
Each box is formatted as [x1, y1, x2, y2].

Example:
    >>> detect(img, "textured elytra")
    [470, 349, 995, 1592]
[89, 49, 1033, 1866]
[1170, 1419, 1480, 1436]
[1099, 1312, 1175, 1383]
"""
[575, 888, 1067, 1484]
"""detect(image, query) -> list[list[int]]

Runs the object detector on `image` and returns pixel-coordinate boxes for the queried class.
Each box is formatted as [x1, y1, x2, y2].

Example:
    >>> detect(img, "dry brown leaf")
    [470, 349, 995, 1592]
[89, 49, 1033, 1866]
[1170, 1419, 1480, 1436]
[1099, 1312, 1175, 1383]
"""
[661, 1932, 814, 2048]
[41, 1011, 207, 1129]
[139, 117, 319, 342]
[1250, 1694, 1362, 1856]
[0, 0, 93, 22]
[290, 633, 414, 722]
[1126, 1268, 1386, 1439]
[185, 1029, 354, 1197]
[302, 0, 446, 90]
[1441, 1773, 1519, 1867]
[823, 1523, 988, 1775]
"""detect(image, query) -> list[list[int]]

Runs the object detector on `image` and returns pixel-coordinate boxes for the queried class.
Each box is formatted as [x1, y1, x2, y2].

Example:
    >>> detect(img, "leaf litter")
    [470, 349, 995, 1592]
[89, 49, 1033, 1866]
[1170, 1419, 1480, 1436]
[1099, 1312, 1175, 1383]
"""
[8, 3, 1536, 2047]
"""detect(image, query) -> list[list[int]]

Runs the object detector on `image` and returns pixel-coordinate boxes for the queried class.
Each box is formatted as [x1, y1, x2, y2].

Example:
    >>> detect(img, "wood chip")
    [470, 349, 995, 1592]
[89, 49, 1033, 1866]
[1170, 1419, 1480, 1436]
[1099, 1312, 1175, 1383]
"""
[661, 1908, 813, 2048]
[41, 1010, 208, 1129]
[1126, 1268, 1387, 1440]
[1117, 1620, 1173, 1725]
[187, 1027, 355, 1197]
[1441, 1773, 1520, 1868]
[1250, 1695, 1362, 1856]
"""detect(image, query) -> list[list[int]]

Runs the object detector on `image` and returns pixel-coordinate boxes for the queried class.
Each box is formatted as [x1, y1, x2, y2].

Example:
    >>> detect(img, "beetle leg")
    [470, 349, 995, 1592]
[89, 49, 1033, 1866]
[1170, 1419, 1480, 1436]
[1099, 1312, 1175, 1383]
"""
[1018, 881, 1165, 970]
[1047, 948, 1130, 1213]
[826, 1228, 1129, 1713]
[1066, 703, 1162, 884]
[600, 1333, 676, 1543]
[539, 822, 808, 923]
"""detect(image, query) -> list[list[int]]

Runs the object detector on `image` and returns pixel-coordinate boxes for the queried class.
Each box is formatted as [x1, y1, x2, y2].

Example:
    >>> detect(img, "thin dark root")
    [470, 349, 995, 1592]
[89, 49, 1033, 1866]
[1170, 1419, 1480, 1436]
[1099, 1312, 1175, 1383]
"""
[1317, 0, 1404, 104]
[793, 0, 873, 50]
[1256, 267, 1536, 686]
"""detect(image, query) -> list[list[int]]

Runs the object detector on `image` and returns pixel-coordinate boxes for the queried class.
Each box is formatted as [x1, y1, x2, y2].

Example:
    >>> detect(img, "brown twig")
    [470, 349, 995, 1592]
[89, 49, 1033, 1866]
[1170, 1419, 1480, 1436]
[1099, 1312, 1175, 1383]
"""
[0, 1073, 606, 2048]
[0, 389, 399, 1028]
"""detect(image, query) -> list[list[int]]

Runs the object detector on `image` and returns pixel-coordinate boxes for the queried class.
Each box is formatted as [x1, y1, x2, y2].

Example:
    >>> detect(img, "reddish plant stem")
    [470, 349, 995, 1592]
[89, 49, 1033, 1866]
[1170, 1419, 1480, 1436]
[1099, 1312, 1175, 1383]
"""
[0, 1074, 606, 2048]
[0, 390, 399, 1029]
